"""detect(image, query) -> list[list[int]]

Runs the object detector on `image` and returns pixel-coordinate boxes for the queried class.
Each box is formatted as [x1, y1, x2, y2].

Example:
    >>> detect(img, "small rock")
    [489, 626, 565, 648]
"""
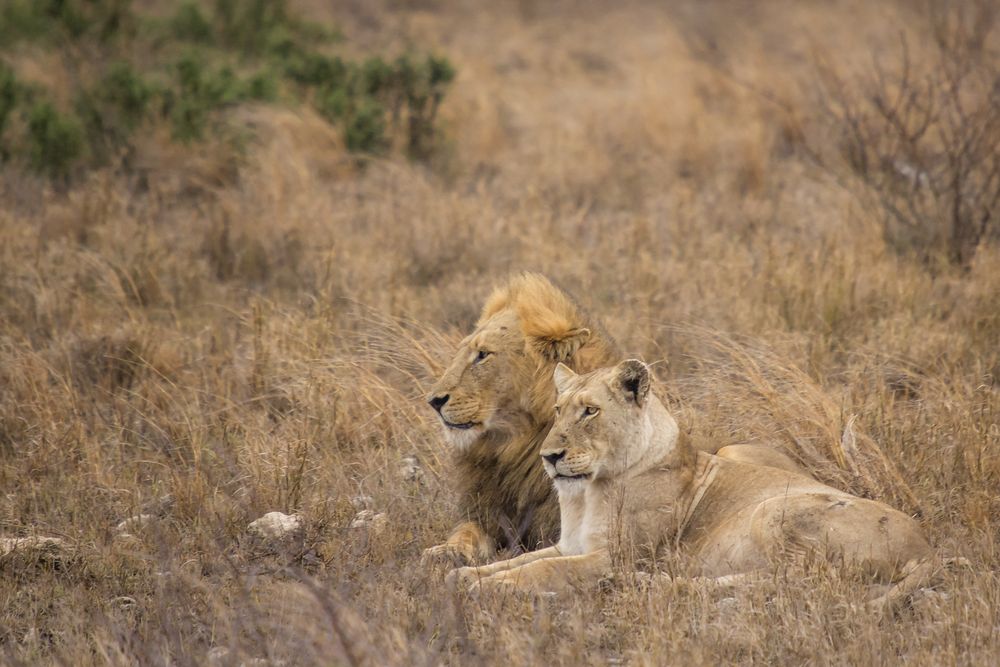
[399, 455, 424, 483]
[144, 493, 175, 516]
[0, 536, 66, 557]
[207, 646, 230, 665]
[248, 512, 302, 541]
[911, 588, 952, 614]
[21, 627, 40, 649]
[110, 596, 138, 611]
[716, 596, 742, 622]
[115, 514, 154, 534]
[350, 510, 388, 535]
[114, 531, 140, 545]
[350, 495, 375, 510]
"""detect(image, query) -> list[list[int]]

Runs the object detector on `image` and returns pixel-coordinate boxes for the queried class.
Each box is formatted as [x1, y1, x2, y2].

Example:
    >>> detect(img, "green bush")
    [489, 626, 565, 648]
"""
[75, 61, 153, 159]
[0, 2, 51, 43]
[100, 62, 153, 129]
[170, 2, 212, 42]
[285, 53, 346, 88]
[215, 0, 288, 53]
[27, 102, 84, 178]
[345, 100, 386, 153]
[0, 63, 18, 149]
[0, 0, 136, 44]
[169, 52, 246, 141]
[316, 85, 349, 121]
[0, 0, 456, 178]
[245, 70, 278, 101]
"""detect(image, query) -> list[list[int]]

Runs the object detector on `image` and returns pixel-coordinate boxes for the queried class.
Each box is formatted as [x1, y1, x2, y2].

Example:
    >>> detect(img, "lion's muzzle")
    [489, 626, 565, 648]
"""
[541, 447, 592, 480]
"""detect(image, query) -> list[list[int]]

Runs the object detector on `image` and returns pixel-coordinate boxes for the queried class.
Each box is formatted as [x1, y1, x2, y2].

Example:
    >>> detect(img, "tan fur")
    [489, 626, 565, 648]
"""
[451, 361, 935, 610]
[423, 274, 620, 564]
[714, 444, 806, 475]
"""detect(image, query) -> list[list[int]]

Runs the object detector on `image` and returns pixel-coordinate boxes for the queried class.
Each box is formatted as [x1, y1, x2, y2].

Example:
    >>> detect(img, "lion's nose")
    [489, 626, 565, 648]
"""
[542, 450, 566, 465]
[428, 394, 450, 413]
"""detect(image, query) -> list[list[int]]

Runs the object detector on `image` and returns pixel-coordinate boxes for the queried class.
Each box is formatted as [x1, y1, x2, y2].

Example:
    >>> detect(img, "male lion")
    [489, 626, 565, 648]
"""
[449, 360, 935, 608]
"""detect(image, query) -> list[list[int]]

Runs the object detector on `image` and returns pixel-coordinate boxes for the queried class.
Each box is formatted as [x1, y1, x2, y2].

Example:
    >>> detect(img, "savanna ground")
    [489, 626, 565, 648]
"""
[1, 0, 999, 664]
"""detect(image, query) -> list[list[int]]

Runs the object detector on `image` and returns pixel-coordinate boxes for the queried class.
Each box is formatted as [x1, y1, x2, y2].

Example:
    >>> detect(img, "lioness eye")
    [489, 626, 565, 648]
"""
[584, 406, 599, 417]
[474, 350, 492, 363]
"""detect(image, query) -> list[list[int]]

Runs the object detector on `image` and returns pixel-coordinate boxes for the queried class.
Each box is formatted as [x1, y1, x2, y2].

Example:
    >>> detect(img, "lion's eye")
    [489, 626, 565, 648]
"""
[584, 406, 599, 417]
[474, 350, 493, 364]
[554, 405, 562, 415]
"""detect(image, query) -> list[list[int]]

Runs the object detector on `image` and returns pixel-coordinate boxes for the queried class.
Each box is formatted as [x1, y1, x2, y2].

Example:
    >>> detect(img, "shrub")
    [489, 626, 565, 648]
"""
[27, 102, 84, 178]
[814, 2, 1000, 268]
[400, 54, 455, 159]
[170, 2, 212, 42]
[0, 0, 457, 177]
[0, 63, 18, 156]
[245, 70, 278, 102]
[312, 54, 455, 158]
[168, 52, 245, 141]
[0, 2, 52, 43]
[285, 53, 347, 88]
[215, 0, 289, 54]
[1, 0, 137, 44]
[316, 85, 349, 121]
[75, 62, 153, 158]
[344, 99, 387, 153]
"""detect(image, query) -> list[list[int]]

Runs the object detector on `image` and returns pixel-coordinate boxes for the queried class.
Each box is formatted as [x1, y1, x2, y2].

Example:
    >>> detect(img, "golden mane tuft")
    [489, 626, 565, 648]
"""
[480, 273, 591, 352]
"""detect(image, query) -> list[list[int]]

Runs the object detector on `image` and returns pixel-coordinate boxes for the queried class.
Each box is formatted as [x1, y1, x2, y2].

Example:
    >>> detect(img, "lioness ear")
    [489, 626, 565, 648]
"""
[531, 327, 591, 362]
[616, 359, 650, 407]
[553, 362, 578, 395]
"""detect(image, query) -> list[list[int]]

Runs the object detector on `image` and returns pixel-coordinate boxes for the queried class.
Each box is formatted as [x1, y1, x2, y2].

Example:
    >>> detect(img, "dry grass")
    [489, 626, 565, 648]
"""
[1, 0, 999, 664]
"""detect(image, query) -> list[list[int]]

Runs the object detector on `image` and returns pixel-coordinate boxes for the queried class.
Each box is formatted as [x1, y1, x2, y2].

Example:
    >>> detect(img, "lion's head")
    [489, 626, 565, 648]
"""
[427, 273, 614, 450]
[541, 359, 675, 492]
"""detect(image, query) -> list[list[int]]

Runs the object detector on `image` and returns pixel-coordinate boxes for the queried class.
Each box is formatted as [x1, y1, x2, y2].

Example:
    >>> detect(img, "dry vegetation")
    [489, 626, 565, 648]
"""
[1, 0, 999, 664]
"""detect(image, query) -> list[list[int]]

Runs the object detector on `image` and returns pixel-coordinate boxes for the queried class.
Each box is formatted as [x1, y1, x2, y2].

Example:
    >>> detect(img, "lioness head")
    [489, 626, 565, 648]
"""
[427, 274, 605, 450]
[540, 360, 655, 490]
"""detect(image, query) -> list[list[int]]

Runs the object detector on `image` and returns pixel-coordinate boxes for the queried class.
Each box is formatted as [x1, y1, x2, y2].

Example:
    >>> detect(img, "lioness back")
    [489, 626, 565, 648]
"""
[682, 454, 932, 578]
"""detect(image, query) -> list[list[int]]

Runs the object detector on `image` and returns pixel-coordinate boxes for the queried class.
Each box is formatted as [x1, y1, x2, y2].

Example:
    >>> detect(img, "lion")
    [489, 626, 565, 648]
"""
[448, 359, 935, 609]
[423, 274, 810, 566]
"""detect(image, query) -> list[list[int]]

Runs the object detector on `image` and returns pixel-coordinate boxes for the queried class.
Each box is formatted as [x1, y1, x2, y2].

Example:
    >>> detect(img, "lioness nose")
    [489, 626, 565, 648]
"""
[428, 394, 450, 413]
[542, 450, 566, 465]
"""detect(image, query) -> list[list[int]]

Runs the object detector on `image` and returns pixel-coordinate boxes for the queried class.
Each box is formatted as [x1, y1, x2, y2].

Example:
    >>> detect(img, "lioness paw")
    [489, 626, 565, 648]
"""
[468, 574, 520, 596]
[445, 566, 479, 589]
[421, 543, 473, 568]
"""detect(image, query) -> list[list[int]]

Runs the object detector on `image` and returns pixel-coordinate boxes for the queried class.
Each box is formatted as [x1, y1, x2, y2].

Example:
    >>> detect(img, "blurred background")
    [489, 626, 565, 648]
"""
[0, 1, 998, 664]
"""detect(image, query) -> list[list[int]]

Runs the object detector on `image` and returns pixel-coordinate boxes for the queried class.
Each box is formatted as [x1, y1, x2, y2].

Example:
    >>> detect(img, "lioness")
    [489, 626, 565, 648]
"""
[449, 360, 934, 607]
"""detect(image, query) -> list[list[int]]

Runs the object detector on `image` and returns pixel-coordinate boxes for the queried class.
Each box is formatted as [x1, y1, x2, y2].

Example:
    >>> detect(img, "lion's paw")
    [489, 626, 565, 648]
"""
[468, 574, 519, 596]
[445, 566, 479, 589]
[421, 543, 473, 568]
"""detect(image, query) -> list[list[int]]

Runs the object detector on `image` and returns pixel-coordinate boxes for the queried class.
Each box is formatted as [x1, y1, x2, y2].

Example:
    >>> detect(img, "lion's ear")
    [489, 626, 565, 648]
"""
[553, 363, 578, 395]
[616, 359, 650, 407]
[530, 327, 591, 362]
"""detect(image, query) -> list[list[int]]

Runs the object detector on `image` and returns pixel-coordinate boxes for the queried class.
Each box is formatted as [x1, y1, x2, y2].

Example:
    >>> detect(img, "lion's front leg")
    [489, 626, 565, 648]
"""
[470, 550, 611, 595]
[447, 545, 563, 588]
[422, 521, 495, 567]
